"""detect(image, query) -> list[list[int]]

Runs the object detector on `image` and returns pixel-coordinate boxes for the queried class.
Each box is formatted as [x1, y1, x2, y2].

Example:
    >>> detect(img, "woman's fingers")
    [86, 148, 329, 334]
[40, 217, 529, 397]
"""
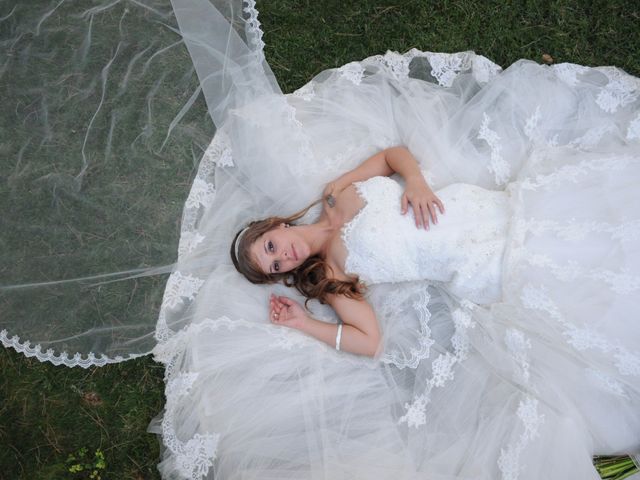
[401, 193, 408, 215]
[269, 295, 279, 313]
[414, 204, 423, 229]
[424, 203, 435, 228]
[415, 202, 430, 230]
[278, 295, 295, 307]
[427, 202, 437, 225]
[409, 195, 445, 230]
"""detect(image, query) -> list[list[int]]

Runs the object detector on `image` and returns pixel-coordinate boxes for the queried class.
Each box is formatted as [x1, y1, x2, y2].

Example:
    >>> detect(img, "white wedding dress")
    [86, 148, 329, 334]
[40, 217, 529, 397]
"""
[343, 178, 510, 305]
[146, 2, 640, 477]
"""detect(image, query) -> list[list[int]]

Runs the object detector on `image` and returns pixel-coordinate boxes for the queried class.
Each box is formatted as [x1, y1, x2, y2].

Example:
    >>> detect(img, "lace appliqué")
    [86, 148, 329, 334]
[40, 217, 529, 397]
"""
[0, 329, 139, 368]
[378, 287, 435, 370]
[185, 177, 216, 210]
[292, 81, 315, 101]
[587, 369, 628, 398]
[413, 50, 500, 86]
[162, 371, 220, 480]
[156, 123, 221, 343]
[551, 63, 588, 87]
[569, 125, 615, 150]
[471, 54, 502, 84]
[203, 129, 233, 167]
[338, 62, 365, 85]
[497, 397, 545, 480]
[425, 52, 466, 87]
[178, 231, 205, 257]
[179, 129, 219, 240]
[399, 304, 476, 428]
[505, 329, 532, 385]
[526, 253, 640, 295]
[372, 51, 411, 81]
[242, 0, 265, 62]
[282, 99, 314, 163]
[524, 106, 541, 141]
[594, 67, 640, 114]
[627, 113, 640, 141]
[520, 285, 640, 377]
[518, 217, 640, 243]
[161, 272, 205, 310]
[520, 154, 633, 191]
[336, 50, 501, 87]
[478, 113, 510, 185]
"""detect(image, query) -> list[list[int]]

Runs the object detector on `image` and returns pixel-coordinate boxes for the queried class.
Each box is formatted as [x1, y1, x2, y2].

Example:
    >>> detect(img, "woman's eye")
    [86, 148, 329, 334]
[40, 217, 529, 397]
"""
[268, 241, 274, 252]
[273, 261, 280, 272]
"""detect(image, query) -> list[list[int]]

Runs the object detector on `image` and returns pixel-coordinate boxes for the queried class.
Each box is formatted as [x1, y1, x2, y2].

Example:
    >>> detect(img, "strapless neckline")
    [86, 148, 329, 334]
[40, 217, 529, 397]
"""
[337, 176, 510, 304]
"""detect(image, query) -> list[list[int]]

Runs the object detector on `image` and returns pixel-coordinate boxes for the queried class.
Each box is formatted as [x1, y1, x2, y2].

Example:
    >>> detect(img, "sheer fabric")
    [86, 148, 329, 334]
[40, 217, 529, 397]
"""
[0, 0, 275, 365]
[0, 0, 214, 365]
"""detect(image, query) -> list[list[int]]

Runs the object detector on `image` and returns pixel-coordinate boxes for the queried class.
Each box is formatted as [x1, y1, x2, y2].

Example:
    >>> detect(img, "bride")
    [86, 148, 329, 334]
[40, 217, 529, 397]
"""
[231, 142, 525, 358]
[231, 146, 448, 357]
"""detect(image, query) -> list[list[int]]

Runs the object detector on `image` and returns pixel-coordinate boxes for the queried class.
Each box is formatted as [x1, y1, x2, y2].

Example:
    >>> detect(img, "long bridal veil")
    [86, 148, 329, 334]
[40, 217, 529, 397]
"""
[0, 0, 486, 367]
[0, 0, 279, 366]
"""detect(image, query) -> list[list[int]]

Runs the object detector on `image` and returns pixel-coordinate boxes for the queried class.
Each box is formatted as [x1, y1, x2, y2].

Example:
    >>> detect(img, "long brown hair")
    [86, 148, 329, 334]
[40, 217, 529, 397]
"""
[230, 199, 364, 305]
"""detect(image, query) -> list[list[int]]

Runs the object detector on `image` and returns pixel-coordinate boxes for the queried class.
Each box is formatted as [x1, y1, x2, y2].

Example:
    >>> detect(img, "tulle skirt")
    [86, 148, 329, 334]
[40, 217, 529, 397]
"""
[149, 51, 640, 479]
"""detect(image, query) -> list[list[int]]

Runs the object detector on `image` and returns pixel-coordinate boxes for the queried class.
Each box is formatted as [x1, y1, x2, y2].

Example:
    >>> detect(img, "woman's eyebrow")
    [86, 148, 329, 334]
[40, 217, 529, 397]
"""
[263, 241, 272, 273]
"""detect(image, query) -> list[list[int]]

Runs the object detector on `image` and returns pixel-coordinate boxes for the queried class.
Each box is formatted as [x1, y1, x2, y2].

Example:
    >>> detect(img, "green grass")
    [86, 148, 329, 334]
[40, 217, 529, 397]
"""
[1, 1, 639, 478]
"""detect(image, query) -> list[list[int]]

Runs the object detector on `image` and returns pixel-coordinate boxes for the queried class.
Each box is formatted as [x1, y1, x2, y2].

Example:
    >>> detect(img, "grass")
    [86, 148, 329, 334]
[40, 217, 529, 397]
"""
[1, 0, 638, 478]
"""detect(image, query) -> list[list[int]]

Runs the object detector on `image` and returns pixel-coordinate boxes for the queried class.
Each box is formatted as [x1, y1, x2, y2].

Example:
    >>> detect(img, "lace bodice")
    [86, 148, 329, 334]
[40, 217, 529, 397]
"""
[341, 177, 510, 304]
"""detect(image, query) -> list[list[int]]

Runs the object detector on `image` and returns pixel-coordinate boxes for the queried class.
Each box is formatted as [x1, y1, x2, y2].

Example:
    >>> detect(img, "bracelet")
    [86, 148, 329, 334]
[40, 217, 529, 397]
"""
[335, 323, 343, 351]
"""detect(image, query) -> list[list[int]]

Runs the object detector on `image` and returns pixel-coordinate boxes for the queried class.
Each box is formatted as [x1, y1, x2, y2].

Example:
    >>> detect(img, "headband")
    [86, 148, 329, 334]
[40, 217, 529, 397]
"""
[234, 226, 250, 260]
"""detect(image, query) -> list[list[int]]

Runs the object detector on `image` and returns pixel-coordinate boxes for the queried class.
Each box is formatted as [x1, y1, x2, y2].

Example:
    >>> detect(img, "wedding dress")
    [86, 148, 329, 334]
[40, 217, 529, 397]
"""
[342, 179, 510, 304]
[145, 0, 640, 476]
[2, 1, 639, 479]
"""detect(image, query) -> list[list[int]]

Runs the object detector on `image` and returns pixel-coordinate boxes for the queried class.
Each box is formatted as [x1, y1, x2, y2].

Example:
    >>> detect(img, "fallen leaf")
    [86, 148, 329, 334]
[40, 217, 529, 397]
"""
[82, 391, 103, 407]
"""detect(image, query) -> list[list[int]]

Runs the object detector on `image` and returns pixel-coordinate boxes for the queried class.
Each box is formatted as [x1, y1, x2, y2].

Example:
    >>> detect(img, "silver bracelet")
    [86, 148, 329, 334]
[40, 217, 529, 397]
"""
[335, 323, 343, 351]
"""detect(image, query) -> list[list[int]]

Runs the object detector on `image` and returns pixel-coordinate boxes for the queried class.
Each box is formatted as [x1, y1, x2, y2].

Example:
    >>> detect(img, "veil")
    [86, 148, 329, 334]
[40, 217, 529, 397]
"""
[1, 0, 481, 368]
[0, 0, 277, 366]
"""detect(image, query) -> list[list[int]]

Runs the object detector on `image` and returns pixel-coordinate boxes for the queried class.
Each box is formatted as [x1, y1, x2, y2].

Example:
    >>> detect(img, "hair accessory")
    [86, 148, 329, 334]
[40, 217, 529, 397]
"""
[335, 323, 343, 351]
[234, 226, 250, 260]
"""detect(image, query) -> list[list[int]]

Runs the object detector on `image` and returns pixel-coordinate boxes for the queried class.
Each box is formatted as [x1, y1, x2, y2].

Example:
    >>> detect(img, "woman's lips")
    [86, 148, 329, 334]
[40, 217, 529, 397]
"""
[292, 244, 298, 261]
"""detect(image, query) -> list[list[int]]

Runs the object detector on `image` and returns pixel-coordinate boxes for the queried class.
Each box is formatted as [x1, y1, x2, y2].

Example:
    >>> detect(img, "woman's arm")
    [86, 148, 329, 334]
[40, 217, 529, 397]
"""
[326, 146, 445, 229]
[269, 293, 381, 357]
[326, 146, 421, 194]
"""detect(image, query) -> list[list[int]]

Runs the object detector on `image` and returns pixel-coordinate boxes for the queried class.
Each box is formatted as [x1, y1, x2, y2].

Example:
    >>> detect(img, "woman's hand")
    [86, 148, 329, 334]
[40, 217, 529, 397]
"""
[401, 175, 445, 230]
[269, 294, 308, 330]
[322, 181, 336, 199]
[322, 181, 340, 208]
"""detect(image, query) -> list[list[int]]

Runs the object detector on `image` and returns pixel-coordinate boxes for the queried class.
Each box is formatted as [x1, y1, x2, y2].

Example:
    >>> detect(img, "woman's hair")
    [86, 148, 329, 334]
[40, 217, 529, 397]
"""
[230, 199, 364, 305]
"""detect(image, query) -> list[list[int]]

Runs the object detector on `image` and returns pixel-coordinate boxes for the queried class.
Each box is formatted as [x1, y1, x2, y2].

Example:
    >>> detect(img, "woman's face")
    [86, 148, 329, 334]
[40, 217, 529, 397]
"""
[249, 223, 309, 275]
